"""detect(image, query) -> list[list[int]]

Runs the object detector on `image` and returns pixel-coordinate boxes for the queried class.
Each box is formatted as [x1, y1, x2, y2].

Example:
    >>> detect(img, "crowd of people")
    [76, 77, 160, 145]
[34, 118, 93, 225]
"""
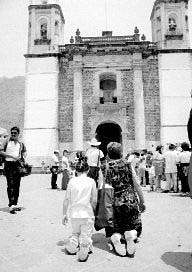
[1, 123, 192, 263]
[126, 142, 191, 196]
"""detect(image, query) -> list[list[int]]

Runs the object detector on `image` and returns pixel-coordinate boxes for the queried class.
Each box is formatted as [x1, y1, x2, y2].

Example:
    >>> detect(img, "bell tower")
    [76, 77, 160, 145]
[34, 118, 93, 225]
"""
[150, 0, 190, 49]
[28, 0, 65, 53]
[24, 0, 65, 166]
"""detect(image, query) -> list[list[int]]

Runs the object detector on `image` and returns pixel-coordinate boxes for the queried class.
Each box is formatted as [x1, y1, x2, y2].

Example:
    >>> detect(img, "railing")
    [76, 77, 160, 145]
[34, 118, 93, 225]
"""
[81, 35, 135, 43]
[58, 41, 157, 54]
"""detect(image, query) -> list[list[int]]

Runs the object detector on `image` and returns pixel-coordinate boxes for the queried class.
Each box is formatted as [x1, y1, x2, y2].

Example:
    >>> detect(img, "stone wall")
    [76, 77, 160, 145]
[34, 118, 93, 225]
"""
[58, 54, 161, 150]
[82, 70, 95, 141]
[58, 58, 73, 143]
[121, 69, 135, 140]
[142, 57, 160, 141]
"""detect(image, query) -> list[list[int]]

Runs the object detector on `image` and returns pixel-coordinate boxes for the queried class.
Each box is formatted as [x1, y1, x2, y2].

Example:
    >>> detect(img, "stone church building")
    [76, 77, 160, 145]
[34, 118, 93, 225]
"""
[24, 0, 192, 166]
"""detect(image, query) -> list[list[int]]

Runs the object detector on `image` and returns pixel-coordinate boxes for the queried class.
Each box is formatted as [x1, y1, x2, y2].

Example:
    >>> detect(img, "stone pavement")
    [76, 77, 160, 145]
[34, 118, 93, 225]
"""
[0, 174, 192, 272]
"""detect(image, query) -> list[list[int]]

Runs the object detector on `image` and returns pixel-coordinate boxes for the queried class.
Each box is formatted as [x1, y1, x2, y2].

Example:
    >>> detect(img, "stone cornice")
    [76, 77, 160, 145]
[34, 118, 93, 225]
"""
[59, 42, 158, 60]
[28, 4, 65, 23]
[24, 53, 59, 58]
[158, 48, 192, 53]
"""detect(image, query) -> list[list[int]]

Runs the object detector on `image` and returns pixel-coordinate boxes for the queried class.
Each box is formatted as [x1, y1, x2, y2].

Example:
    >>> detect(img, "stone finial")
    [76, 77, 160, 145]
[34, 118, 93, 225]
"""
[76, 28, 80, 37]
[134, 26, 139, 34]
[70, 36, 74, 44]
[75, 29, 82, 43]
[141, 34, 146, 41]
[133, 26, 140, 41]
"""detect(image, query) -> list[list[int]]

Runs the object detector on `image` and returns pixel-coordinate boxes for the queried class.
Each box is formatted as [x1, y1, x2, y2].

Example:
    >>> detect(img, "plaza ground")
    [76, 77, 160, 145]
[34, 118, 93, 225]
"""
[0, 174, 192, 272]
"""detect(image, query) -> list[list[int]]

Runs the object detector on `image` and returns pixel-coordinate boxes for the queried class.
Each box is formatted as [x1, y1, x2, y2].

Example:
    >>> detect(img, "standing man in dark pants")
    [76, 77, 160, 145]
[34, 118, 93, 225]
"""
[0, 127, 27, 214]
[50, 150, 60, 189]
[86, 138, 104, 188]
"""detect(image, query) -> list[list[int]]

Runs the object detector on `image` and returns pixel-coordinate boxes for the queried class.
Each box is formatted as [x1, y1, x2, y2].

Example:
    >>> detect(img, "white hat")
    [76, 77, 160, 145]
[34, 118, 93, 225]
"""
[88, 138, 101, 146]
[54, 150, 60, 153]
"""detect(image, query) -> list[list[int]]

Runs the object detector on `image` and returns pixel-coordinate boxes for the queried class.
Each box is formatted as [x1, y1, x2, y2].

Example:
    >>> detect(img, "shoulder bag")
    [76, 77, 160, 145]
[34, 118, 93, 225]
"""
[94, 164, 114, 231]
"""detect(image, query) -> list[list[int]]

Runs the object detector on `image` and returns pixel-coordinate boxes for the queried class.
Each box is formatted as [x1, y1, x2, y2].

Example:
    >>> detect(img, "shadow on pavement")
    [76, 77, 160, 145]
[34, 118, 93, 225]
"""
[169, 194, 190, 198]
[0, 207, 10, 213]
[0, 206, 26, 213]
[161, 252, 192, 272]
[92, 233, 115, 255]
[57, 239, 68, 247]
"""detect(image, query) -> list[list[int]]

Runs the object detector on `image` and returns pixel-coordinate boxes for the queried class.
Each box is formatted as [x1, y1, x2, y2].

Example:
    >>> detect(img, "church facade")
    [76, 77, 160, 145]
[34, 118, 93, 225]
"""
[24, 0, 192, 166]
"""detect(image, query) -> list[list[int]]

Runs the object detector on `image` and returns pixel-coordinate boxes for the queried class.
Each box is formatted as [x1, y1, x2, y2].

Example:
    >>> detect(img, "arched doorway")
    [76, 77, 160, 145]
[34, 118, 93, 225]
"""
[96, 122, 122, 156]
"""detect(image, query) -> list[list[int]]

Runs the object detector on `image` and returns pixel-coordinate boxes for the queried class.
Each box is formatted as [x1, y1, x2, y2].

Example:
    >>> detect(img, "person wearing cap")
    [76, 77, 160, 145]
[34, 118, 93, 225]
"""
[162, 143, 179, 193]
[62, 154, 97, 262]
[50, 150, 60, 189]
[101, 142, 145, 257]
[86, 138, 104, 187]
[0, 126, 27, 214]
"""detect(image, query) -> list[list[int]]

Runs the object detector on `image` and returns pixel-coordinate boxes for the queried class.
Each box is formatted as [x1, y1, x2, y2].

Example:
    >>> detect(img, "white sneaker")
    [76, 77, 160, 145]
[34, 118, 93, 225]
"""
[78, 243, 90, 262]
[124, 230, 137, 257]
[65, 240, 79, 255]
[111, 233, 126, 256]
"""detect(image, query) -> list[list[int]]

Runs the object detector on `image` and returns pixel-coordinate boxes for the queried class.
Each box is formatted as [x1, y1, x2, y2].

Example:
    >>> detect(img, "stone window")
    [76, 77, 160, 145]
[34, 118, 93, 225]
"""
[40, 22, 47, 39]
[99, 73, 116, 103]
[168, 16, 177, 31]
[34, 18, 51, 45]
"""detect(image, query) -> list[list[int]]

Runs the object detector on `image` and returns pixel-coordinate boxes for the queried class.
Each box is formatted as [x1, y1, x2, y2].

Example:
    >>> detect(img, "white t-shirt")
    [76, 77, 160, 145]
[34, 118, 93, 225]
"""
[86, 147, 104, 167]
[146, 166, 155, 178]
[163, 150, 178, 173]
[5, 141, 20, 162]
[177, 151, 191, 164]
[65, 174, 97, 218]
[62, 156, 69, 170]
[51, 154, 59, 166]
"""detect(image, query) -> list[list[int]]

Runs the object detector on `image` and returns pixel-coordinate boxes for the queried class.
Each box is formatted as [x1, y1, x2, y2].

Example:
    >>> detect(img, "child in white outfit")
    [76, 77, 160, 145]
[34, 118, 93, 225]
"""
[146, 163, 155, 191]
[62, 154, 97, 262]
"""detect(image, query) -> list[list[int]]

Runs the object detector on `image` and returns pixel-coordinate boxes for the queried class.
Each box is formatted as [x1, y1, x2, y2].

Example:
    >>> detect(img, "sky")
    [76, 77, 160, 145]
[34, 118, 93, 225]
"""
[0, 0, 191, 78]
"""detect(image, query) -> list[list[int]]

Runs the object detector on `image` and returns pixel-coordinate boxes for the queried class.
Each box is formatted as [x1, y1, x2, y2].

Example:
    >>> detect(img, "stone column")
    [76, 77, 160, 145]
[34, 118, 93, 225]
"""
[73, 55, 84, 151]
[133, 53, 146, 150]
[121, 132, 128, 158]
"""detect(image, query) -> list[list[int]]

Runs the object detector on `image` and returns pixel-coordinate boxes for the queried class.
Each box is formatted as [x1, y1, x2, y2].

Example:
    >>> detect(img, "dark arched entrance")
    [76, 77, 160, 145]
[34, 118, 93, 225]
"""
[96, 122, 122, 156]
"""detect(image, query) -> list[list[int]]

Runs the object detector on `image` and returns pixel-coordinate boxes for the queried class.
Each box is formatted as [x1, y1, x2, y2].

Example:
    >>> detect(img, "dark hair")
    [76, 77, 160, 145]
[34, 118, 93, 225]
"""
[169, 144, 175, 150]
[156, 145, 162, 154]
[107, 142, 122, 160]
[181, 142, 190, 151]
[63, 149, 68, 155]
[75, 153, 89, 172]
[11, 126, 20, 134]
[134, 152, 140, 157]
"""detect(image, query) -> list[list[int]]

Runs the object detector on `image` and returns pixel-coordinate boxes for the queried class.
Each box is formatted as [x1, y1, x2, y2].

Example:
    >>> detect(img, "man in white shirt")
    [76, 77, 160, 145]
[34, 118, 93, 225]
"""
[50, 150, 60, 189]
[162, 144, 178, 193]
[86, 138, 104, 187]
[0, 127, 27, 213]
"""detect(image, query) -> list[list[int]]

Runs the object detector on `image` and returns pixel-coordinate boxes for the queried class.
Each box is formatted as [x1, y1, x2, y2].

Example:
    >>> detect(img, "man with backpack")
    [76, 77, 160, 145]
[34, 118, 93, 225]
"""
[0, 126, 27, 214]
